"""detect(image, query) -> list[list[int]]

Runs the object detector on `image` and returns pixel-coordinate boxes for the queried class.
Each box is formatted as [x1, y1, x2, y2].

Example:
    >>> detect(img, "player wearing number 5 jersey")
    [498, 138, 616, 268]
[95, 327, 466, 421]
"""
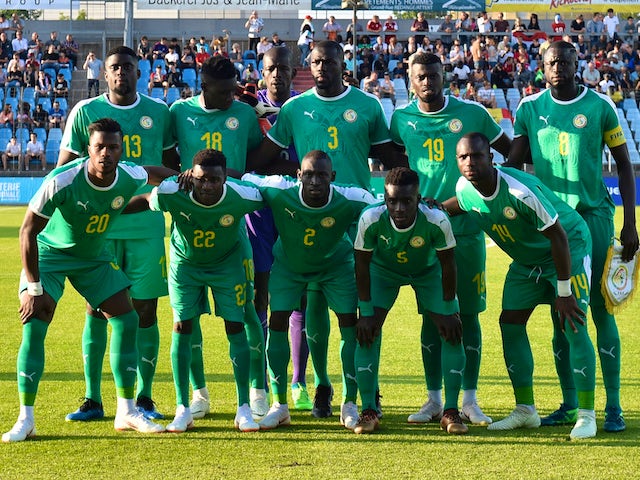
[444, 132, 597, 440]
[509, 41, 639, 432]
[390, 52, 511, 426]
[58, 46, 177, 422]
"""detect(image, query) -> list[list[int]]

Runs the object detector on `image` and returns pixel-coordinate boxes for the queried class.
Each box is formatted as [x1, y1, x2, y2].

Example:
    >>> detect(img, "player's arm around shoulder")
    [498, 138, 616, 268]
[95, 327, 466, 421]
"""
[226, 177, 266, 212]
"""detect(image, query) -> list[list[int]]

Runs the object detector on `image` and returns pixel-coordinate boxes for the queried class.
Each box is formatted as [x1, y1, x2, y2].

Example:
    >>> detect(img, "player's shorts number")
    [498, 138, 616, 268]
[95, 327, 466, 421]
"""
[160, 255, 167, 279]
[303, 228, 316, 246]
[193, 229, 215, 248]
[123, 134, 142, 158]
[422, 137, 444, 162]
[86, 214, 110, 234]
[327, 126, 338, 150]
[570, 272, 589, 299]
[242, 258, 254, 282]
[235, 283, 246, 306]
[558, 132, 569, 156]
[201, 131, 223, 151]
[491, 223, 516, 243]
[472, 271, 486, 294]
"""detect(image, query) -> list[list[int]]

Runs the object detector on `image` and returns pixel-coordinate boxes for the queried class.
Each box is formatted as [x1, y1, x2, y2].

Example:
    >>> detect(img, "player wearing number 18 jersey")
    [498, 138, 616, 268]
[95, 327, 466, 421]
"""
[59, 46, 176, 421]
[390, 52, 511, 425]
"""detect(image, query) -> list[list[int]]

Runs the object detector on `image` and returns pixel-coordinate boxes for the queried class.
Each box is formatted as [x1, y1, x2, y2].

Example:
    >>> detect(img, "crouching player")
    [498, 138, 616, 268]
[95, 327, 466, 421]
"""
[444, 133, 597, 440]
[353, 167, 467, 435]
[128, 149, 266, 432]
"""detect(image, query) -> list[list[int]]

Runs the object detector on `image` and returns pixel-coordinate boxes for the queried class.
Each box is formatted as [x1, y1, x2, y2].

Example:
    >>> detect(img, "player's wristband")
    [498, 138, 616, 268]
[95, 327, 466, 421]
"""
[358, 300, 374, 317]
[557, 279, 571, 298]
[27, 281, 43, 296]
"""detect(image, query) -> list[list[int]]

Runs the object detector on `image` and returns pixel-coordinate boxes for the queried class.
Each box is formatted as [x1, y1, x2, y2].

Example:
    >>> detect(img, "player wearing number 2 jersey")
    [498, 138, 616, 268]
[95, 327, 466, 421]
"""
[509, 41, 639, 432]
[58, 46, 177, 422]
[390, 52, 511, 426]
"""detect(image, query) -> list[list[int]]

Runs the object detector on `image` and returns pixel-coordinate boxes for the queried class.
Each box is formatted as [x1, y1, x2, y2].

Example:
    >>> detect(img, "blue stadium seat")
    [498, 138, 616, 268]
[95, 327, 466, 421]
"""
[166, 87, 181, 105]
[47, 128, 63, 142]
[33, 127, 47, 142]
[53, 97, 68, 111]
[38, 97, 52, 111]
[58, 68, 72, 84]
[150, 87, 165, 101]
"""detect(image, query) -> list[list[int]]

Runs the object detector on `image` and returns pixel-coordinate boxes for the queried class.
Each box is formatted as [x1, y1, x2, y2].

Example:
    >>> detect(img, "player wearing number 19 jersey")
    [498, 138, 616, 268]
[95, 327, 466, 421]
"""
[510, 41, 639, 432]
[59, 46, 176, 421]
[390, 52, 511, 425]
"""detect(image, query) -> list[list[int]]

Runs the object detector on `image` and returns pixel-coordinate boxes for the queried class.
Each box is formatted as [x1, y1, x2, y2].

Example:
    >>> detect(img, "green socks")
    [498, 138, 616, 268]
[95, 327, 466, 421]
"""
[82, 313, 108, 403]
[305, 289, 331, 388]
[227, 330, 251, 406]
[136, 322, 159, 399]
[339, 326, 358, 404]
[244, 302, 266, 389]
[500, 323, 534, 405]
[108, 310, 139, 399]
[171, 331, 192, 407]
[189, 316, 207, 391]
[266, 329, 290, 404]
[17, 318, 49, 406]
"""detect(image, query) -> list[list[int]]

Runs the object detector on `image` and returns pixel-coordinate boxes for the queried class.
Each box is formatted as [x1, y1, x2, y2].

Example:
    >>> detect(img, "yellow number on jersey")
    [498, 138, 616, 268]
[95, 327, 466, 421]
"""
[193, 229, 215, 248]
[396, 251, 408, 263]
[235, 283, 246, 306]
[85, 214, 110, 234]
[242, 258, 255, 282]
[159, 255, 167, 279]
[491, 224, 516, 243]
[327, 126, 338, 150]
[421, 138, 444, 162]
[122, 134, 142, 158]
[303, 228, 316, 246]
[558, 131, 569, 156]
[200, 131, 223, 151]
[570, 272, 589, 299]
[472, 271, 486, 295]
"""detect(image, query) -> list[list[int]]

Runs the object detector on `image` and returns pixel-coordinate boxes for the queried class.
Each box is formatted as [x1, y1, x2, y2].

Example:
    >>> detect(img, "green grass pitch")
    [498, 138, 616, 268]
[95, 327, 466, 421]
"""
[0, 205, 638, 479]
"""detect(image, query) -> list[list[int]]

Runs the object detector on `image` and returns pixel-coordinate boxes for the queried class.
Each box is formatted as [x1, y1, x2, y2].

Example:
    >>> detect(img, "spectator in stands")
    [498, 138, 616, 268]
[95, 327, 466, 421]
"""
[83, 51, 103, 98]
[137, 35, 151, 61]
[551, 14, 566, 42]
[455, 12, 472, 47]
[586, 12, 604, 48]
[48, 100, 65, 130]
[62, 34, 79, 68]
[271, 32, 285, 48]
[367, 15, 383, 40]
[32, 103, 48, 130]
[245, 10, 264, 53]
[16, 102, 33, 130]
[0, 14, 9, 35]
[570, 14, 586, 42]
[180, 84, 193, 99]
[463, 81, 477, 102]
[9, 13, 23, 38]
[603, 8, 619, 42]
[2, 136, 20, 170]
[0, 31, 11, 67]
[363, 71, 380, 97]
[387, 36, 403, 60]
[379, 71, 395, 104]
[229, 43, 243, 72]
[242, 62, 259, 85]
[210, 35, 228, 58]
[164, 64, 184, 95]
[471, 66, 487, 85]
[574, 34, 589, 62]
[148, 65, 165, 93]
[0, 104, 13, 129]
[11, 30, 27, 60]
[27, 32, 41, 60]
[180, 45, 196, 70]
[24, 131, 45, 171]
[623, 17, 635, 45]
[0, 68, 6, 89]
[491, 62, 512, 89]
[383, 15, 398, 44]
[169, 37, 182, 56]
[257, 36, 272, 62]
[411, 12, 429, 46]
[476, 81, 496, 108]
[195, 36, 210, 55]
[599, 72, 616, 92]
[527, 13, 541, 31]
[487, 37, 498, 67]
[512, 17, 526, 33]
[7, 51, 23, 72]
[582, 61, 601, 87]
[344, 49, 355, 77]
[35, 70, 52, 98]
[619, 68, 634, 97]
[23, 62, 37, 88]
[6, 60, 23, 87]
[514, 44, 530, 69]
[58, 51, 71, 71]
[164, 46, 179, 67]
[477, 11, 493, 33]
[25, 52, 39, 71]
[45, 31, 60, 52]
[323, 16, 342, 41]
[438, 14, 455, 49]
[152, 37, 169, 60]
[452, 60, 471, 83]
[41, 44, 60, 72]
[494, 12, 510, 33]
[470, 35, 487, 70]
[53, 72, 69, 99]
[195, 44, 211, 70]
[345, 20, 363, 44]
[513, 62, 532, 93]
[297, 24, 313, 67]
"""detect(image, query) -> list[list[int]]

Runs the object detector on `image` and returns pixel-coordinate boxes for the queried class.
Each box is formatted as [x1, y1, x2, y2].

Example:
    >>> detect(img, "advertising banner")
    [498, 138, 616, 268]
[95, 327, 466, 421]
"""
[486, 0, 638, 14]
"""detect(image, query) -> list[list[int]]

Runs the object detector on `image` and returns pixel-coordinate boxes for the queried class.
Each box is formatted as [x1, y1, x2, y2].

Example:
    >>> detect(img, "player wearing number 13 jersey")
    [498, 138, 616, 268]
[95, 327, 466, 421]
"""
[390, 52, 511, 425]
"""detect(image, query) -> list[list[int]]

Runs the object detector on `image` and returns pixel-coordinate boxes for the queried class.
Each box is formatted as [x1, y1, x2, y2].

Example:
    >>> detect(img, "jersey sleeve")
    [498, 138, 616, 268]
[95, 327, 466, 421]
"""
[333, 185, 377, 218]
[600, 94, 626, 148]
[454, 176, 474, 213]
[476, 103, 504, 144]
[423, 206, 456, 251]
[513, 99, 531, 139]
[226, 180, 265, 213]
[29, 176, 64, 219]
[119, 162, 149, 187]
[60, 103, 88, 155]
[149, 179, 179, 212]
[354, 205, 381, 251]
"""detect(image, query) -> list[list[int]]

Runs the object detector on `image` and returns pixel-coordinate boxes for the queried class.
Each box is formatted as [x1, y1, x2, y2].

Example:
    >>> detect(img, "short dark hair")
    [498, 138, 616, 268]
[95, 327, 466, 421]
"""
[314, 40, 344, 58]
[88, 118, 123, 137]
[106, 45, 138, 62]
[408, 52, 441, 71]
[201, 55, 237, 80]
[192, 149, 227, 170]
[385, 167, 419, 187]
[460, 132, 491, 152]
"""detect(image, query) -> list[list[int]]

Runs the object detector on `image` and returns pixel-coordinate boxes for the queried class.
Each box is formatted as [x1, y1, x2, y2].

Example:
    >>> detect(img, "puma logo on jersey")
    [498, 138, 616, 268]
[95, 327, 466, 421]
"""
[407, 121, 418, 130]
[284, 208, 296, 218]
[186, 117, 197, 126]
[303, 110, 315, 120]
[379, 235, 391, 245]
[539, 115, 550, 126]
[180, 211, 192, 221]
[77, 200, 89, 211]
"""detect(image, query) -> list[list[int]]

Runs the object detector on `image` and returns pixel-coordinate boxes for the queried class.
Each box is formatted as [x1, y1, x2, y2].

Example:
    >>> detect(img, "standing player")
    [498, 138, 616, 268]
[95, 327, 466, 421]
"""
[169, 55, 268, 420]
[129, 149, 266, 432]
[445, 133, 598, 440]
[2, 119, 176, 442]
[390, 52, 511, 426]
[58, 46, 176, 421]
[251, 40, 397, 417]
[353, 167, 466, 435]
[242, 150, 376, 430]
[508, 41, 639, 432]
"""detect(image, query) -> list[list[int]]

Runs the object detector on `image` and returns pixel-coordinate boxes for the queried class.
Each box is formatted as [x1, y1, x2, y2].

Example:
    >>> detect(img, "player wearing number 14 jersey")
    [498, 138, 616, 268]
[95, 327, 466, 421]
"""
[390, 52, 511, 426]
[59, 46, 176, 422]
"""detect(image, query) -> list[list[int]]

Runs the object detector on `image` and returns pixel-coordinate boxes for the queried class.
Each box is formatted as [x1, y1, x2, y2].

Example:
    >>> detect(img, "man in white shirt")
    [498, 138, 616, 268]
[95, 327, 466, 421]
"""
[602, 8, 619, 41]
[2, 136, 21, 170]
[24, 131, 45, 171]
[582, 61, 601, 88]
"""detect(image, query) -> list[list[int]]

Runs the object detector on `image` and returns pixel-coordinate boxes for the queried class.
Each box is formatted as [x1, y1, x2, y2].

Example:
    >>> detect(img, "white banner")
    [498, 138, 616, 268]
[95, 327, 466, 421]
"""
[3, 0, 78, 9]
[137, 0, 311, 9]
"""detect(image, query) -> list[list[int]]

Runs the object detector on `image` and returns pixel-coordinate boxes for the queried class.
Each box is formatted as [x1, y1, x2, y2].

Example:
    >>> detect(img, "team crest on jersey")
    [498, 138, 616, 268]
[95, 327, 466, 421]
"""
[219, 214, 234, 227]
[410, 236, 425, 248]
[111, 196, 125, 210]
[320, 217, 335, 228]
[503, 206, 517, 220]
[573, 114, 587, 129]
[343, 109, 357, 123]
[225, 117, 239, 130]
[139, 116, 153, 129]
[448, 119, 462, 133]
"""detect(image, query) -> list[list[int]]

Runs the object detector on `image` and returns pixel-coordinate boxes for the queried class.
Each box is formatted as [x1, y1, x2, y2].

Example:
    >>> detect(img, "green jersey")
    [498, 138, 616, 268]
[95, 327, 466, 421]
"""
[29, 158, 148, 258]
[61, 93, 175, 240]
[390, 96, 503, 235]
[267, 86, 391, 189]
[455, 167, 590, 266]
[354, 202, 456, 276]
[242, 173, 376, 273]
[513, 86, 623, 214]
[149, 178, 264, 266]
[170, 96, 263, 172]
